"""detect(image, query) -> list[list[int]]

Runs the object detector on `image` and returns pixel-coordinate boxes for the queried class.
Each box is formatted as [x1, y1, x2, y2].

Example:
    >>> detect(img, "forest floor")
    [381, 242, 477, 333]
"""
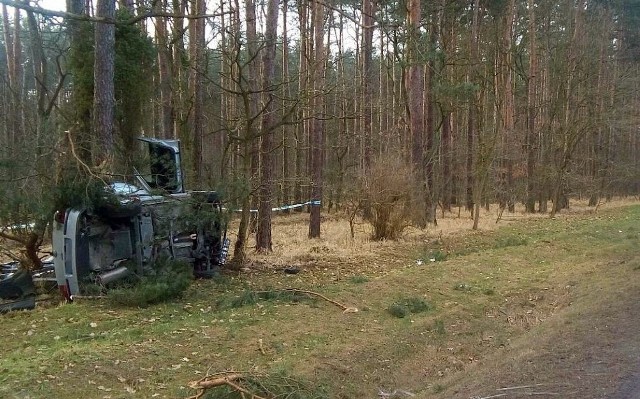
[1, 199, 639, 399]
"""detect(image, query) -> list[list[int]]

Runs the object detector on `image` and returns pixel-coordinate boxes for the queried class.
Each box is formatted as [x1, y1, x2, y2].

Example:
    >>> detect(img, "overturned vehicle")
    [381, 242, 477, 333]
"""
[52, 138, 229, 300]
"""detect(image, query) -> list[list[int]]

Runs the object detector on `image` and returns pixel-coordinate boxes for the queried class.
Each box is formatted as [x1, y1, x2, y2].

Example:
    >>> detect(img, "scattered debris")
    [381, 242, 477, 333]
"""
[258, 338, 267, 355]
[0, 266, 37, 313]
[186, 371, 323, 399]
[284, 266, 300, 274]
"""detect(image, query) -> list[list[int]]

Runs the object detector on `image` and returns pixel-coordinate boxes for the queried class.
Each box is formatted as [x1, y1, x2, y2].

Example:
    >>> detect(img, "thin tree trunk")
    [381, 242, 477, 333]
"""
[281, 0, 291, 210]
[256, 0, 279, 252]
[361, 0, 375, 173]
[294, 2, 309, 210]
[308, 0, 325, 238]
[502, 0, 516, 213]
[424, 16, 437, 225]
[525, 0, 537, 213]
[2, 5, 18, 150]
[25, 9, 47, 118]
[466, 0, 480, 216]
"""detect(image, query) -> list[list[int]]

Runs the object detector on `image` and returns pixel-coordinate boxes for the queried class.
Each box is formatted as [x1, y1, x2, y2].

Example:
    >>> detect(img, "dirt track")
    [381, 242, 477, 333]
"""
[441, 260, 640, 399]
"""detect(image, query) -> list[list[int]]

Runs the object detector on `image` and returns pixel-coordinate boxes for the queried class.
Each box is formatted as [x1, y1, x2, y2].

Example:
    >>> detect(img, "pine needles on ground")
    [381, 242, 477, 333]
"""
[107, 258, 193, 307]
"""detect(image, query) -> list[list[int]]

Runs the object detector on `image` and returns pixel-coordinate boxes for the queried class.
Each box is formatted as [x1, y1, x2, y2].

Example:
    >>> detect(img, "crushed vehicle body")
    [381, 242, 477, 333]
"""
[52, 138, 229, 300]
[0, 262, 37, 313]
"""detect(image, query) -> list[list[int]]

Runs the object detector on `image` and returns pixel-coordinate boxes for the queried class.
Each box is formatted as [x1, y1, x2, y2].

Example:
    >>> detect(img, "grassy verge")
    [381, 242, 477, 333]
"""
[1, 204, 639, 399]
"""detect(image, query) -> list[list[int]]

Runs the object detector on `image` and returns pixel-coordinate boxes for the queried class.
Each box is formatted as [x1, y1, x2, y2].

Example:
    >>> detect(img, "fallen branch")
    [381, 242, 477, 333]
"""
[497, 383, 550, 391]
[187, 372, 267, 399]
[474, 394, 507, 399]
[227, 379, 267, 399]
[283, 288, 358, 313]
[187, 373, 242, 399]
[189, 373, 243, 389]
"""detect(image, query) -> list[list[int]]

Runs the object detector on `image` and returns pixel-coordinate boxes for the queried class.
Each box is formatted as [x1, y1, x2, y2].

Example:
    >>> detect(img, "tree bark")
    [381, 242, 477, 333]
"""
[308, 0, 325, 238]
[424, 15, 437, 225]
[155, 0, 173, 139]
[406, 0, 424, 227]
[188, 0, 205, 184]
[280, 0, 291, 210]
[232, 0, 261, 262]
[255, 0, 279, 252]
[466, 0, 480, 216]
[294, 1, 309, 210]
[3, 7, 23, 149]
[93, 0, 116, 162]
[361, 0, 375, 173]
[525, 0, 537, 213]
[171, 0, 186, 140]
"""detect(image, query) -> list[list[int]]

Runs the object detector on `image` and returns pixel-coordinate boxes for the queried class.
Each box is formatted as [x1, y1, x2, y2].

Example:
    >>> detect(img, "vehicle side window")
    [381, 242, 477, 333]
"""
[149, 146, 178, 192]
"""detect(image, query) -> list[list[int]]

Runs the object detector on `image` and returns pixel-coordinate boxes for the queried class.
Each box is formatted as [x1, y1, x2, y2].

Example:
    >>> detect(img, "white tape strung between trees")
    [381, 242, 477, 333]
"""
[233, 200, 321, 213]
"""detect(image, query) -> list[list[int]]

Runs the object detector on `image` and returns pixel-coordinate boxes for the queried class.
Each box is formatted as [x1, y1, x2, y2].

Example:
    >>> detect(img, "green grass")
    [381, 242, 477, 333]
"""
[216, 289, 317, 310]
[433, 319, 446, 335]
[387, 297, 433, 318]
[348, 275, 369, 284]
[492, 235, 528, 249]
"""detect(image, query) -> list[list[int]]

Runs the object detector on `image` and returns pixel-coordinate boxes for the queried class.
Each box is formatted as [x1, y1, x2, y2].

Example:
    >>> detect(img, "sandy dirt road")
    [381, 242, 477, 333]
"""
[440, 259, 640, 399]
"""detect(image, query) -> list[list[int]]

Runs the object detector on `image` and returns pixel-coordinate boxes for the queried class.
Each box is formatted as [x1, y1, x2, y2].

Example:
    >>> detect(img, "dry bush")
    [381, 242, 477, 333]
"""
[358, 153, 414, 240]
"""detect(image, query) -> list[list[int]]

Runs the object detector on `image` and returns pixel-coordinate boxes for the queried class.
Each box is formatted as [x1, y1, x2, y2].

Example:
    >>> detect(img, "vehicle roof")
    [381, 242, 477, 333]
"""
[137, 137, 181, 153]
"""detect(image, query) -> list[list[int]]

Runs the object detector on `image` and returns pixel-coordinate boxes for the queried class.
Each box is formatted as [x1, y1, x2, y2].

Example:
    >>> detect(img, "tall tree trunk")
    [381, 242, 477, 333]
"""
[65, 0, 92, 165]
[501, 0, 516, 213]
[281, 0, 291, 209]
[442, 110, 452, 211]
[188, 0, 205, 184]
[424, 16, 437, 225]
[233, 0, 261, 262]
[361, 0, 375, 172]
[308, 0, 325, 238]
[406, 0, 425, 226]
[93, 0, 116, 163]
[25, 8, 47, 119]
[1, 5, 18, 151]
[294, 1, 309, 210]
[525, 0, 537, 213]
[155, 0, 173, 139]
[466, 0, 480, 216]
[171, 0, 187, 140]
[256, 0, 279, 252]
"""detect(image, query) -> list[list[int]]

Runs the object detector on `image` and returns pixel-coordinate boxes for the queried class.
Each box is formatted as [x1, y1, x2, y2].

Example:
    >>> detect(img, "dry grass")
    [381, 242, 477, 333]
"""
[234, 197, 637, 271]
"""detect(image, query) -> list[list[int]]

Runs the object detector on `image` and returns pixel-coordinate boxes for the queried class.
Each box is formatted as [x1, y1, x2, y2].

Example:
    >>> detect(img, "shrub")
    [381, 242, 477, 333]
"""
[387, 297, 433, 318]
[108, 258, 193, 307]
[358, 153, 414, 240]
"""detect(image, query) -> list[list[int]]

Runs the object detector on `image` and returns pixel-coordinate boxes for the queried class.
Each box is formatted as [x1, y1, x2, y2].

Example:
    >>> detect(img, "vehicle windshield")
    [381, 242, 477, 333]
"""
[135, 139, 183, 194]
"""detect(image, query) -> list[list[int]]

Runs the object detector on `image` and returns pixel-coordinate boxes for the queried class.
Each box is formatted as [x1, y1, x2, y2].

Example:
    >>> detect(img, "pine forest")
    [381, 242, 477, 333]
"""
[1, 0, 640, 261]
